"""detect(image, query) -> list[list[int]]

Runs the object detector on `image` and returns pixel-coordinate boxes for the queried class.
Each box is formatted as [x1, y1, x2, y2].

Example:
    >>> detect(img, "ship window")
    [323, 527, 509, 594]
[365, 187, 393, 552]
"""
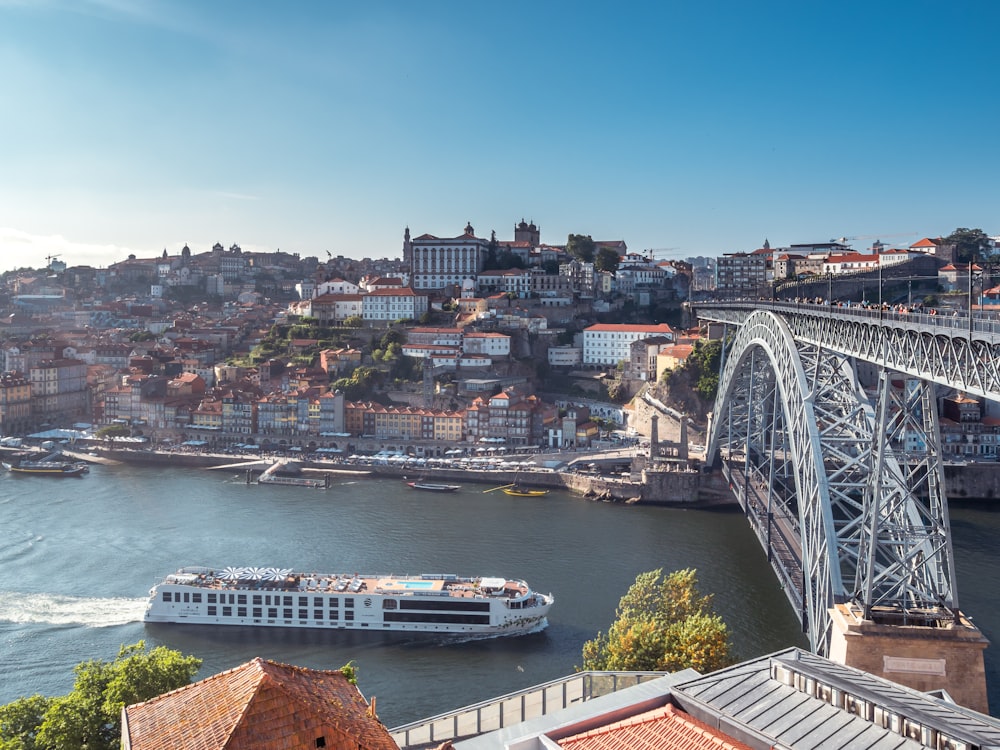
[162, 592, 172, 602]
[283, 596, 292, 606]
[314, 610, 323, 619]
[328, 598, 339, 608]
[208, 593, 216, 603]
[228, 594, 235, 604]
[192, 593, 201, 603]
[222, 606, 232, 617]
[268, 608, 277, 618]
[284, 608, 293, 618]
[207, 606, 217, 616]
[253, 595, 262, 605]
[298, 609, 308, 619]
[345, 599, 354, 608]
[344, 611, 354, 621]
[314, 597, 323, 606]
[183, 593, 190, 603]
[237, 607, 247, 617]
[253, 608, 262, 618]
[383, 600, 398, 610]
[237, 595, 247, 605]
[299, 596, 308, 606]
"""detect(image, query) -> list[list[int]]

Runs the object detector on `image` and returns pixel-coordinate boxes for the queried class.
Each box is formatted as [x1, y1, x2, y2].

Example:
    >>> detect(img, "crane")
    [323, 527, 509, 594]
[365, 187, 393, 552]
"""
[830, 231, 918, 246]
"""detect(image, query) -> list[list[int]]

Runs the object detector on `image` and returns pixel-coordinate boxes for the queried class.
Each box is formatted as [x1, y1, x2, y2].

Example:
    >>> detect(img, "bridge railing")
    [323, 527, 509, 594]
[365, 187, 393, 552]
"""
[389, 671, 667, 749]
[697, 299, 1000, 339]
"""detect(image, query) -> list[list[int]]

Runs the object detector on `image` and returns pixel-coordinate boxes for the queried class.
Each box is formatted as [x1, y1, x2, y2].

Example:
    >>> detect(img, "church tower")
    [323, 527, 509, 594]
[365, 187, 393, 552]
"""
[402, 226, 412, 269]
[514, 218, 540, 246]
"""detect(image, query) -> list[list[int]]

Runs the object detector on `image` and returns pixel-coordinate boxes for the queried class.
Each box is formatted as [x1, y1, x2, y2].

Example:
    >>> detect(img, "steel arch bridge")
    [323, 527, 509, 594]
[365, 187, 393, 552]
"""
[693, 301, 1000, 656]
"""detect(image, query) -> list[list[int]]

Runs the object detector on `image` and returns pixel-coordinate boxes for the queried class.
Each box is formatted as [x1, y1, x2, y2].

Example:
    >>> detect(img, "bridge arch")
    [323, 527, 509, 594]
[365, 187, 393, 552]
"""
[707, 310, 883, 653]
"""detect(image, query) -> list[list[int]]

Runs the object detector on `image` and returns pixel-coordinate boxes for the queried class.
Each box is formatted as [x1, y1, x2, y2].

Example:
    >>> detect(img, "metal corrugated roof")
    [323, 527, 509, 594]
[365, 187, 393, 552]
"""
[673, 648, 1000, 750]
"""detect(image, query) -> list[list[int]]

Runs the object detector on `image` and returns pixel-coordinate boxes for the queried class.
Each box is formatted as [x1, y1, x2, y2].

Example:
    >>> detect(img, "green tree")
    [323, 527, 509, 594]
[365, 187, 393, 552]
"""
[566, 234, 596, 263]
[0, 642, 200, 750]
[95, 424, 130, 440]
[594, 246, 620, 273]
[944, 227, 991, 263]
[343, 315, 363, 328]
[0, 695, 53, 750]
[581, 568, 734, 674]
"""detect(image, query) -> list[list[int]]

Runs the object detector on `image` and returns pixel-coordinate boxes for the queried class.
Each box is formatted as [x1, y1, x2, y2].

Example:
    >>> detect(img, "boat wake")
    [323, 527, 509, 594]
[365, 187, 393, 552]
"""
[0, 592, 147, 627]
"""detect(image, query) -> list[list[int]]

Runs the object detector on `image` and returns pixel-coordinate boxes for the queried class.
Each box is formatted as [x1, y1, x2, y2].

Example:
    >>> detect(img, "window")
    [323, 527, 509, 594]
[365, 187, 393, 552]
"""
[237, 594, 247, 604]
[162, 592, 172, 602]
[299, 596, 308, 606]
[299, 609, 308, 619]
[284, 608, 293, 619]
[192, 593, 202, 603]
[208, 593, 217, 603]
[283, 596, 292, 606]
[268, 608, 277, 618]
[253, 595, 262, 605]
[314, 610, 324, 619]
[207, 606, 217, 616]
[253, 608, 262, 618]
[222, 606, 232, 617]
[237, 607, 247, 617]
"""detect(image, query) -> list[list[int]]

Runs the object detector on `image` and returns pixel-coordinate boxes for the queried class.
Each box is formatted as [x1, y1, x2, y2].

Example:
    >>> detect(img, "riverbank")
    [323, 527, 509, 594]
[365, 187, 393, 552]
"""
[91, 446, 712, 506]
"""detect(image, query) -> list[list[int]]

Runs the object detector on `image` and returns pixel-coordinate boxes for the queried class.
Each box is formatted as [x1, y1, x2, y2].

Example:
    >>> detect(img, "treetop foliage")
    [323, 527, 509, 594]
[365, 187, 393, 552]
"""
[0, 641, 201, 750]
[566, 234, 596, 263]
[945, 227, 992, 264]
[581, 568, 734, 674]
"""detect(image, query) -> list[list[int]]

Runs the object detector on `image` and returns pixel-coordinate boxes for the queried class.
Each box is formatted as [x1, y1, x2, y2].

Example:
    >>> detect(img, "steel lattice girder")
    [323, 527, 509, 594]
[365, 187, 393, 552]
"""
[706, 310, 958, 655]
[696, 302, 1000, 401]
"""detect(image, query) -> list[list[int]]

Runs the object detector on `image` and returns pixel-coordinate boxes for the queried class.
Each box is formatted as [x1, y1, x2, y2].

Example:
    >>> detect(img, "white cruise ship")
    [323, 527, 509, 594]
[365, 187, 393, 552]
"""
[144, 566, 554, 636]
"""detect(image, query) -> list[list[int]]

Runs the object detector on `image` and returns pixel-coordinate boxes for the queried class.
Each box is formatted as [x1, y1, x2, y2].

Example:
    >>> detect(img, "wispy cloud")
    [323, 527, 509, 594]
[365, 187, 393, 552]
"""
[0, 227, 143, 270]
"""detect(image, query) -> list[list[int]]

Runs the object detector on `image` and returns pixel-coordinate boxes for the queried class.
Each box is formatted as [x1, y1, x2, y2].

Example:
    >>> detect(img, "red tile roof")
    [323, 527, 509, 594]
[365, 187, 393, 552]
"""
[558, 704, 753, 750]
[123, 657, 398, 750]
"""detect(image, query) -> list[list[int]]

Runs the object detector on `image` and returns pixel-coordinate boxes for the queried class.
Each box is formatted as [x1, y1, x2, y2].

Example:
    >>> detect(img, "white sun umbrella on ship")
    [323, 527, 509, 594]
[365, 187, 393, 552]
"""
[221, 566, 243, 580]
[243, 567, 266, 580]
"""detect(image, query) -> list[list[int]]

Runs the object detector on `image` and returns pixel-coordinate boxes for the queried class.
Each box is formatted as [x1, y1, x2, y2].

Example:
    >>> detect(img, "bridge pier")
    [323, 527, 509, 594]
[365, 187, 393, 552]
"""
[828, 603, 989, 714]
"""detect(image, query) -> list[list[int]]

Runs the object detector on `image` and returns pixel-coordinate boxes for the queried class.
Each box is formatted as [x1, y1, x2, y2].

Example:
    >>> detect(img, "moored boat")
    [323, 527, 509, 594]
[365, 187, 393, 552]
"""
[2, 452, 88, 477]
[144, 566, 554, 636]
[502, 485, 548, 497]
[406, 481, 461, 492]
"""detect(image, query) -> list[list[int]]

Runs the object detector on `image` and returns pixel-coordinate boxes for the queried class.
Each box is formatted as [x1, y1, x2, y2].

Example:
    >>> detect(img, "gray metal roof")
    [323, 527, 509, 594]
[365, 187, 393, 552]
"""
[672, 648, 1000, 750]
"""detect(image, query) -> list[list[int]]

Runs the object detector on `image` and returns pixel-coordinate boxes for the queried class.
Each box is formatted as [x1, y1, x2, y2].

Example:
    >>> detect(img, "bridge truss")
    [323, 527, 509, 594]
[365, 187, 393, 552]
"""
[705, 308, 958, 655]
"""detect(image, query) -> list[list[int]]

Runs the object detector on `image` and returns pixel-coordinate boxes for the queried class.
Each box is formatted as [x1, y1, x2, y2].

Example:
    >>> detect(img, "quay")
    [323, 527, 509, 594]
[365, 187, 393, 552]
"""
[91, 446, 708, 505]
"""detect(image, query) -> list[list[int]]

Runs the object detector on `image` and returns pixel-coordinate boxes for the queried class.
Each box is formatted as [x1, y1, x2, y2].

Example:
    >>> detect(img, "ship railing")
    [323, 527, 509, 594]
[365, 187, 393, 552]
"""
[389, 670, 668, 749]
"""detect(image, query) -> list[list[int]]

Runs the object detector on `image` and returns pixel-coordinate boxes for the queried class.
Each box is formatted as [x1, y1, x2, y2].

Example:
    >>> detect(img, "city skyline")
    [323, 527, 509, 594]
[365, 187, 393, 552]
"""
[1, 1, 997, 273]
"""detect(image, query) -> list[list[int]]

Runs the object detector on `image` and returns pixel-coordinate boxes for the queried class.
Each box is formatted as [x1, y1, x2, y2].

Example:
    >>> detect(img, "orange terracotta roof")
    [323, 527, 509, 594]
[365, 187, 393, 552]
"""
[123, 657, 397, 750]
[558, 703, 753, 750]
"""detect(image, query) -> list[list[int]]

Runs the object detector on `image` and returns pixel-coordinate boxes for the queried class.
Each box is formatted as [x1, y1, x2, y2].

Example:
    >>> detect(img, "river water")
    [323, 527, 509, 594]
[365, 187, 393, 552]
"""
[0, 463, 995, 724]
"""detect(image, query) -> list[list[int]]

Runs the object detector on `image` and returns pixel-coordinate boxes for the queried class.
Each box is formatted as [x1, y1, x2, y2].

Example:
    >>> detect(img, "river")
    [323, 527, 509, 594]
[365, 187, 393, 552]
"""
[0, 463, 995, 724]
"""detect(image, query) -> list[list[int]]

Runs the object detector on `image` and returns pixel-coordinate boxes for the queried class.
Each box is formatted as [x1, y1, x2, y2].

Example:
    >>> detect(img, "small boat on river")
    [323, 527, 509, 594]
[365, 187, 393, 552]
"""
[406, 481, 461, 492]
[2, 451, 89, 477]
[502, 485, 548, 497]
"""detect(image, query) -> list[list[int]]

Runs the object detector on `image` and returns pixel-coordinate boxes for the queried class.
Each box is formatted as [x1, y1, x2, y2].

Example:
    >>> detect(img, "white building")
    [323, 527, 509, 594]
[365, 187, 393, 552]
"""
[310, 293, 364, 324]
[362, 287, 428, 322]
[462, 332, 511, 357]
[548, 345, 583, 367]
[582, 323, 675, 366]
[404, 223, 488, 291]
[316, 278, 360, 296]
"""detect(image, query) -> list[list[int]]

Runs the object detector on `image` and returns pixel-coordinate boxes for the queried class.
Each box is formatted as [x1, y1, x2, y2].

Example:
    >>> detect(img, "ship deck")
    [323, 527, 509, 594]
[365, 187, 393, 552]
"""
[170, 569, 529, 600]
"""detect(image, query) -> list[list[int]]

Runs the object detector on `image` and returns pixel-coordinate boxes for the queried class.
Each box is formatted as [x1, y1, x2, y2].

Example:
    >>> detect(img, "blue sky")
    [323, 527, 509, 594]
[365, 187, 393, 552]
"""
[1, 0, 997, 272]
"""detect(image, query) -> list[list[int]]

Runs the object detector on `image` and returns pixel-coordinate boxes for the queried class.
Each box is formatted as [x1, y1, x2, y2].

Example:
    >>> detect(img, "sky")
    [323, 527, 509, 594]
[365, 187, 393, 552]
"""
[0, 0, 997, 273]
